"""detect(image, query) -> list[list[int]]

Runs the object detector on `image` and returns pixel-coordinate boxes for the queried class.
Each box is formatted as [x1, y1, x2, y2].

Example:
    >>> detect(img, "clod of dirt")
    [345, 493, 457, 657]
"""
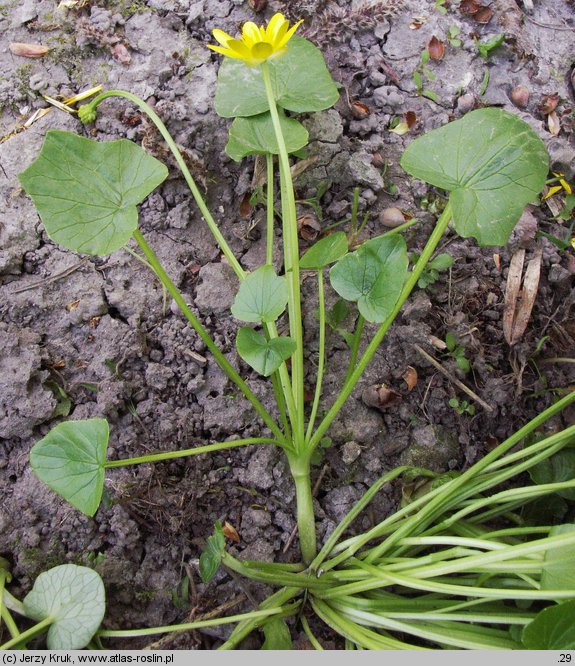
[400, 425, 459, 472]
[0, 324, 55, 439]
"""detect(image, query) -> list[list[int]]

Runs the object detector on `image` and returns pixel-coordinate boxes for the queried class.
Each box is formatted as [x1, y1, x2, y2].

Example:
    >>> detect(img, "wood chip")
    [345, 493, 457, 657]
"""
[223, 521, 240, 543]
[9, 42, 50, 58]
[503, 246, 542, 345]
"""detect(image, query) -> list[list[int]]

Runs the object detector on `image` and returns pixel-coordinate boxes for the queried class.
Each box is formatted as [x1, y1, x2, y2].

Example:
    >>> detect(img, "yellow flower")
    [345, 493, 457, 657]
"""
[542, 172, 573, 200]
[208, 13, 303, 67]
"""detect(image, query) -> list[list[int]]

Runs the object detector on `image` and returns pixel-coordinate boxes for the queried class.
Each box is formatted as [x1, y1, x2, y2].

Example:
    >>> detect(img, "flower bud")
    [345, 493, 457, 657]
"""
[78, 104, 97, 124]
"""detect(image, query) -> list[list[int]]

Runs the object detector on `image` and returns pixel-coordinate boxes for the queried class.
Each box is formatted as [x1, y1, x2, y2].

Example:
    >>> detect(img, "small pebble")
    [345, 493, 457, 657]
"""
[511, 85, 530, 108]
[380, 207, 405, 228]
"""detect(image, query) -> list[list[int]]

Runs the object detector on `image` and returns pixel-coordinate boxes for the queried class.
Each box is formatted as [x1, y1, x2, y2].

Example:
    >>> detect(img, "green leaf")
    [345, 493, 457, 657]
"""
[529, 446, 575, 500]
[215, 36, 339, 118]
[19, 130, 168, 255]
[400, 108, 549, 246]
[428, 253, 453, 271]
[329, 234, 408, 323]
[326, 298, 349, 329]
[199, 522, 225, 584]
[541, 524, 575, 591]
[231, 264, 289, 323]
[300, 232, 349, 270]
[23, 564, 105, 649]
[226, 111, 308, 162]
[522, 600, 575, 649]
[477, 33, 505, 59]
[30, 418, 108, 517]
[236, 328, 296, 376]
[262, 618, 293, 650]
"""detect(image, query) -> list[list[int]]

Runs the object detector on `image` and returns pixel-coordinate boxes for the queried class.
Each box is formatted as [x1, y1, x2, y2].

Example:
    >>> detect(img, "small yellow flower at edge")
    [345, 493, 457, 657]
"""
[542, 171, 573, 200]
[208, 13, 303, 67]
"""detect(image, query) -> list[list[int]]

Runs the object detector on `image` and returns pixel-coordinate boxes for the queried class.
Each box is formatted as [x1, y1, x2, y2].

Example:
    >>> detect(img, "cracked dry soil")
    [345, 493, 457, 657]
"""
[1, 0, 574, 649]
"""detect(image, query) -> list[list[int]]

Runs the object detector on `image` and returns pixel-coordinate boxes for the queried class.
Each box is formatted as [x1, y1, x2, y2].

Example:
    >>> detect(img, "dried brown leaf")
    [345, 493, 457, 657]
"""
[223, 521, 240, 543]
[405, 110, 417, 128]
[474, 5, 493, 23]
[427, 36, 445, 61]
[112, 43, 131, 64]
[239, 192, 252, 218]
[350, 100, 370, 119]
[402, 366, 418, 392]
[362, 384, 402, 411]
[538, 93, 560, 115]
[298, 214, 321, 242]
[9, 42, 50, 58]
[460, 0, 481, 14]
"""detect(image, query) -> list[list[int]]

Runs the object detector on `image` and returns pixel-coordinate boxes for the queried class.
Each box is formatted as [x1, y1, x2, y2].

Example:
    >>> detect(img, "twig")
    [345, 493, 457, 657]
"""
[413, 344, 495, 413]
[540, 357, 575, 364]
[282, 464, 329, 554]
[10, 259, 88, 294]
[522, 13, 575, 31]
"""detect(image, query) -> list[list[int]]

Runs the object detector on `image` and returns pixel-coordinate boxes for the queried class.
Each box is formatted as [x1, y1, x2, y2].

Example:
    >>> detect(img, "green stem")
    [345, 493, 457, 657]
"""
[261, 62, 305, 450]
[343, 314, 365, 385]
[98, 606, 297, 639]
[287, 453, 317, 565]
[0, 616, 52, 650]
[222, 552, 323, 589]
[87, 90, 244, 280]
[308, 204, 453, 452]
[305, 270, 326, 443]
[105, 437, 281, 468]
[133, 229, 284, 444]
[266, 153, 275, 266]
[219, 587, 301, 650]
[0, 605, 20, 640]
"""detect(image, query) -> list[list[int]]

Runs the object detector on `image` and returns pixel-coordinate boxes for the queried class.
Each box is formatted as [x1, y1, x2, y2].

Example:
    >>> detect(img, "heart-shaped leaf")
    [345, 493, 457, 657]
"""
[237, 328, 296, 376]
[226, 111, 308, 162]
[300, 232, 349, 270]
[329, 235, 408, 323]
[231, 264, 289, 323]
[522, 599, 575, 649]
[19, 130, 168, 255]
[400, 108, 548, 246]
[23, 564, 105, 649]
[215, 36, 339, 118]
[30, 418, 108, 517]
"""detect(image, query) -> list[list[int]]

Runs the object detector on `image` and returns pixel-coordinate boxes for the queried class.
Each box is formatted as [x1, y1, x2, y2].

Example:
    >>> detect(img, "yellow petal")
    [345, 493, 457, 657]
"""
[559, 178, 572, 194]
[212, 28, 234, 46]
[542, 185, 562, 200]
[242, 21, 261, 47]
[275, 19, 303, 50]
[207, 44, 237, 58]
[265, 13, 288, 43]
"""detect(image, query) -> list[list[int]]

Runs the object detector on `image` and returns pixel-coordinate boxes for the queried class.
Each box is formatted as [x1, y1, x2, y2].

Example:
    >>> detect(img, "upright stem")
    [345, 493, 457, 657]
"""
[343, 314, 365, 386]
[305, 270, 326, 443]
[287, 452, 317, 565]
[266, 153, 275, 266]
[261, 62, 305, 451]
[308, 204, 453, 452]
[133, 229, 284, 443]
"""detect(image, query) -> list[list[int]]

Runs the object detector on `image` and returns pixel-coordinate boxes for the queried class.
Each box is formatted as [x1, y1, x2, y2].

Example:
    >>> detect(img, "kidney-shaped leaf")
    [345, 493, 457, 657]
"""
[522, 599, 575, 649]
[400, 108, 548, 246]
[215, 36, 339, 118]
[330, 234, 408, 323]
[300, 232, 349, 270]
[237, 328, 296, 376]
[30, 418, 108, 517]
[231, 264, 289, 323]
[19, 130, 168, 255]
[23, 564, 105, 649]
[226, 111, 308, 162]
